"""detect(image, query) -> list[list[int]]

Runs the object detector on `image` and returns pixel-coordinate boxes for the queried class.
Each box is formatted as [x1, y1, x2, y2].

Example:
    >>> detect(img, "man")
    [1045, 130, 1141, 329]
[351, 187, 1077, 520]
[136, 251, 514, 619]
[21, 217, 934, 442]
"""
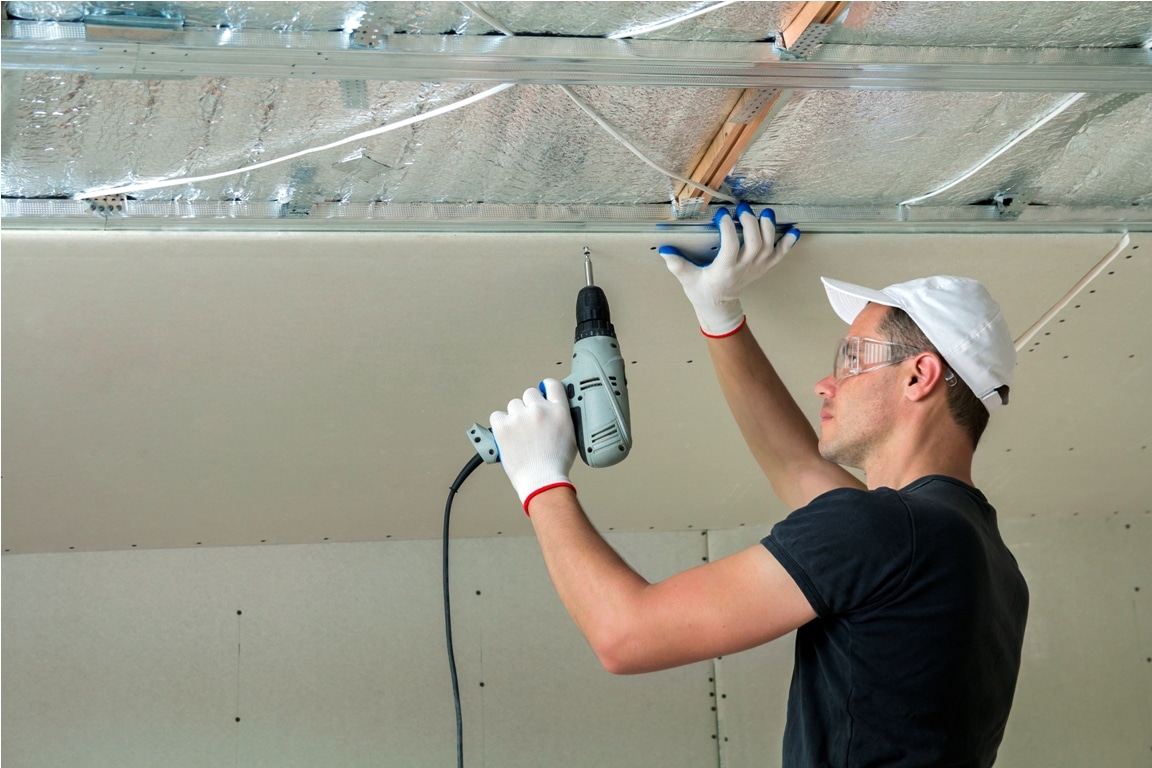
[490, 204, 1028, 767]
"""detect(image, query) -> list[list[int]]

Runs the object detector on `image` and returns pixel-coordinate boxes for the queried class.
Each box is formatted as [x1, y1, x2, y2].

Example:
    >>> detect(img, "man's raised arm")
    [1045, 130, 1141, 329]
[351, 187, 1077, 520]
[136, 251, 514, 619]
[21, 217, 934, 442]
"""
[660, 205, 861, 508]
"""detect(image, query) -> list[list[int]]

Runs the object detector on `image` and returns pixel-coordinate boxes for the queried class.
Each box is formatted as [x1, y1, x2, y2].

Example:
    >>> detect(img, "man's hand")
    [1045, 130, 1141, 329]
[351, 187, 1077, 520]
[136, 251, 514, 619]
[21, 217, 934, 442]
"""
[490, 378, 578, 514]
[660, 203, 800, 337]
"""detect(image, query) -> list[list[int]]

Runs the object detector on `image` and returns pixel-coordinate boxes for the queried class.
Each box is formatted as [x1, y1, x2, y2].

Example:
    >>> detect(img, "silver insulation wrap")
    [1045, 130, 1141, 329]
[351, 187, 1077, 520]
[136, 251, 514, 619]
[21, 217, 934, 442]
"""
[5, 2, 804, 39]
[828, 1, 1152, 48]
[0, 72, 740, 204]
[732, 90, 1152, 207]
[2, 1, 1149, 217]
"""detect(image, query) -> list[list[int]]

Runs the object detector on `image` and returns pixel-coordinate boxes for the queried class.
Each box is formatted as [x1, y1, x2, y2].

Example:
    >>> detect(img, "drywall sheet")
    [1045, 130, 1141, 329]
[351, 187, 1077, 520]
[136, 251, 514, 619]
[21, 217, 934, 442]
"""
[4, 515, 1149, 767]
[449, 531, 719, 766]
[3, 230, 1145, 554]
[705, 527, 794, 768]
[996, 514, 1152, 767]
[1, 531, 718, 768]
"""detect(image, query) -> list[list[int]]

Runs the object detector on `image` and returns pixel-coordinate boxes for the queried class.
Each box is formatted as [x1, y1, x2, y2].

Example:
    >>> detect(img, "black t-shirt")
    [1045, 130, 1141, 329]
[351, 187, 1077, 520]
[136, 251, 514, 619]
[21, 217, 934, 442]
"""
[762, 476, 1028, 768]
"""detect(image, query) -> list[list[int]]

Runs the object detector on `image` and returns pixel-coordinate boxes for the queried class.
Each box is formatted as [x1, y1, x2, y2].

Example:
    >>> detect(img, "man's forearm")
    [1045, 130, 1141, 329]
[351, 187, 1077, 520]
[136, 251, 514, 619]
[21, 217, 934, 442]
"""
[706, 323, 857, 507]
[525, 485, 820, 675]
[525, 487, 651, 673]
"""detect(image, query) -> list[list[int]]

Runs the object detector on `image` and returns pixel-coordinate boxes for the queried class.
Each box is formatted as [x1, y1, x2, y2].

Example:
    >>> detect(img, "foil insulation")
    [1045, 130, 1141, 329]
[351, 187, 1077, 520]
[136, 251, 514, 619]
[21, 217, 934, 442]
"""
[470, 1, 803, 41]
[1024, 94, 1152, 207]
[0, 71, 740, 204]
[5, 2, 804, 40]
[3, 1, 1149, 218]
[730, 89, 1152, 207]
[828, 1, 1152, 48]
[732, 91, 1070, 205]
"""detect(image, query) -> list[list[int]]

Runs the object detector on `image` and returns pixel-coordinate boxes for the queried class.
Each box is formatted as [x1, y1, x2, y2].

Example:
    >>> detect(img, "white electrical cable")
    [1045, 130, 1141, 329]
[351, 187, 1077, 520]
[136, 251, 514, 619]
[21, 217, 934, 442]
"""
[608, 0, 741, 39]
[460, 1, 515, 35]
[75, 83, 516, 200]
[1013, 232, 1130, 352]
[79, 2, 736, 204]
[899, 92, 1086, 207]
[457, 1, 737, 204]
[558, 85, 737, 203]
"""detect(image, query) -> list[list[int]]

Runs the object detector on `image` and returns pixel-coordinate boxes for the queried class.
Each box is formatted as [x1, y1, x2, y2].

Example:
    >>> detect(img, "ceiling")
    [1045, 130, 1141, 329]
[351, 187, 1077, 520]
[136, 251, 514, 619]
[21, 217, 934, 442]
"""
[2, 2, 1151, 554]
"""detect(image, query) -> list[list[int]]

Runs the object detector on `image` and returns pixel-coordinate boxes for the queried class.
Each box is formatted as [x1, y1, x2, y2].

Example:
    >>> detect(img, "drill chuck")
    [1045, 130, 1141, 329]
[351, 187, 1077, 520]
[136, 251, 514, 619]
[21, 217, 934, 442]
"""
[574, 285, 616, 341]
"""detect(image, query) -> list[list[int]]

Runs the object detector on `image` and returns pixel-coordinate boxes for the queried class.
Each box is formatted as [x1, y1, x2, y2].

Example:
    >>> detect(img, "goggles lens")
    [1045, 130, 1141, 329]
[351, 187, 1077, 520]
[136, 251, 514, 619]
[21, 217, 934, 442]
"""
[833, 337, 924, 382]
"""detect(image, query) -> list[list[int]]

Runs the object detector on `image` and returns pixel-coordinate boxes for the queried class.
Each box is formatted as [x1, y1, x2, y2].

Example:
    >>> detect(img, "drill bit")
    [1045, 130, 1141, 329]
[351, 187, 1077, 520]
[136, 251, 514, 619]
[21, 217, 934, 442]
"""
[583, 247, 594, 286]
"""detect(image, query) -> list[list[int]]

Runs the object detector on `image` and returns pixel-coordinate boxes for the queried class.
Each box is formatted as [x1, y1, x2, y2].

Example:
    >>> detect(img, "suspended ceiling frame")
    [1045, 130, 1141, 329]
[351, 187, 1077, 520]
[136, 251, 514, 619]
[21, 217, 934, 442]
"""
[5, 24, 1150, 91]
[2, 2, 1151, 234]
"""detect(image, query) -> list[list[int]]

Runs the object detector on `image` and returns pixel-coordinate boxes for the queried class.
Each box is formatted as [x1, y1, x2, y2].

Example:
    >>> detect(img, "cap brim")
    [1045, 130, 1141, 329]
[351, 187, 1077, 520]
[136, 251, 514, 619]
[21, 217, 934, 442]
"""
[821, 277, 900, 325]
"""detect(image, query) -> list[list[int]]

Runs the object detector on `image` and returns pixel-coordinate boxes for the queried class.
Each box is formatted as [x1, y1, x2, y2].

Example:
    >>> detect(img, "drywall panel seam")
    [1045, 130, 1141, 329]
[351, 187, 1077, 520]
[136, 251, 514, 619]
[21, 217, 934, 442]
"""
[5, 200, 1149, 234]
[707, 529, 730, 766]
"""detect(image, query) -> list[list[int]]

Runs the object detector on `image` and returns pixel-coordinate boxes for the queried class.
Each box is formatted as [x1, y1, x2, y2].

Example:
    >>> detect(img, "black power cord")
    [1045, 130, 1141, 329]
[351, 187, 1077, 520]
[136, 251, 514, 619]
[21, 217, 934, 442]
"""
[444, 453, 485, 768]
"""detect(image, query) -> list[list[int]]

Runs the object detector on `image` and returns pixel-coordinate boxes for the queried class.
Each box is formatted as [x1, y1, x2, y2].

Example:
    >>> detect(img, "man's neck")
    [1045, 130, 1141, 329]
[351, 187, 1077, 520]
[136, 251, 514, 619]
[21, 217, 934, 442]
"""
[863, 429, 975, 491]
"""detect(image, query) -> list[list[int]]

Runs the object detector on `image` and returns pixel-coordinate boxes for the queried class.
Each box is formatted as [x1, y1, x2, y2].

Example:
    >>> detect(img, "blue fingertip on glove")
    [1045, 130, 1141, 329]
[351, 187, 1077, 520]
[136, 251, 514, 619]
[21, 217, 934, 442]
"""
[735, 201, 754, 219]
[712, 207, 732, 227]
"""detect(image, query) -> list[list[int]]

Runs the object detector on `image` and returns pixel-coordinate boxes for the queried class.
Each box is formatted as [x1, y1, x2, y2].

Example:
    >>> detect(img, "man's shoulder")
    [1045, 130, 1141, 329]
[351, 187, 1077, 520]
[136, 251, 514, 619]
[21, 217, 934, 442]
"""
[806, 475, 986, 508]
[778, 484, 913, 547]
[802, 483, 907, 515]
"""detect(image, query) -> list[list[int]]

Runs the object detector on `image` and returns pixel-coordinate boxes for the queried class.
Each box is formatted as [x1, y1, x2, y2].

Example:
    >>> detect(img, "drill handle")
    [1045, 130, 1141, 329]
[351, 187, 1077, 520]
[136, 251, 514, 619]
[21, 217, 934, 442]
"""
[466, 424, 502, 464]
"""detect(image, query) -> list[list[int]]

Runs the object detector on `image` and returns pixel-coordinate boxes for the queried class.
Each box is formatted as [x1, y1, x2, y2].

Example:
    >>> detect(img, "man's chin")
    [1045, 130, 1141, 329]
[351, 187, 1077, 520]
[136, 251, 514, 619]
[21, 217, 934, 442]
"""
[817, 439, 836, 463]
[819, 439, 861, 469]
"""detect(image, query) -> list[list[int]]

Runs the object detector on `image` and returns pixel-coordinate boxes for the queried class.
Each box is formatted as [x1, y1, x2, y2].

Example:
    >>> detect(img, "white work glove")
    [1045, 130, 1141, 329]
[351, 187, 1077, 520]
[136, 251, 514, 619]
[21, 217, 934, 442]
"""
[490, 378, 578, 515]
[659, 204, 800, 337]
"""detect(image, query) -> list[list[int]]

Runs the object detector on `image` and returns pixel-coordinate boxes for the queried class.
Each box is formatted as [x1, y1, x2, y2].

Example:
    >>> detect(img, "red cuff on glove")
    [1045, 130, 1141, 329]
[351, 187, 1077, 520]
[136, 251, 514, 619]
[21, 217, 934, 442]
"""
[700, 316, 747, 339]
[523, 482, 576, 516]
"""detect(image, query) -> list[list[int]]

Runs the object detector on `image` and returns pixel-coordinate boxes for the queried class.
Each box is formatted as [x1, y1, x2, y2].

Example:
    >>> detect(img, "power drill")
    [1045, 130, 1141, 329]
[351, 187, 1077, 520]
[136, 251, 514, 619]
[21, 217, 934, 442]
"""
[468, 249, 632, 468]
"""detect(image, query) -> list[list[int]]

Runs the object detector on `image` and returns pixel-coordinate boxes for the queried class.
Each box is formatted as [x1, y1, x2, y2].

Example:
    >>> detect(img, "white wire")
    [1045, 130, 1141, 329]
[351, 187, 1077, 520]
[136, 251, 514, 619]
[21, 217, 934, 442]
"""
[75, 83, 516, 200]
[558, 85, 736, 203]
[78, 0, 736, 204]
[457, 2, 736, 204]
[899, 92, 1086, 207]
[459, 1, 515, 35]
[608, 0, 741, 39]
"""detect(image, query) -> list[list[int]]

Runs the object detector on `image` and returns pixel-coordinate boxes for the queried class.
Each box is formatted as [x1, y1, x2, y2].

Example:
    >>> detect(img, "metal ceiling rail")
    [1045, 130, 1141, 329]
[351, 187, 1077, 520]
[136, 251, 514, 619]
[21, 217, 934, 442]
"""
[3, 24, 1151, 92]
[3, 200, 1149, 234]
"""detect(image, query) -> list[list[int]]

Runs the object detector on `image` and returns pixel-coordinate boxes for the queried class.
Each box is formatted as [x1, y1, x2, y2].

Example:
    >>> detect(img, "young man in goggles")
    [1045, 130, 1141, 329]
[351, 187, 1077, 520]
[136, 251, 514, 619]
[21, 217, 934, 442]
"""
[489, 204, 1028, 768]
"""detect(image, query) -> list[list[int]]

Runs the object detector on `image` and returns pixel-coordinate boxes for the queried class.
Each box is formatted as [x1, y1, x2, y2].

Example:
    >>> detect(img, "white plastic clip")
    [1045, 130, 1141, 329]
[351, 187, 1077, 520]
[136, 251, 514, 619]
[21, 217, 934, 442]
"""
[88, 194, 127, 216]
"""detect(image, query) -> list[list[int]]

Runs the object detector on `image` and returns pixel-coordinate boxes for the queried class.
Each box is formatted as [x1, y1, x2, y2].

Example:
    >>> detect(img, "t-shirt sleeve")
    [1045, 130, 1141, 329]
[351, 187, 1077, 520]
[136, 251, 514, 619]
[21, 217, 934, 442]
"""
[762, 487, 914, 617]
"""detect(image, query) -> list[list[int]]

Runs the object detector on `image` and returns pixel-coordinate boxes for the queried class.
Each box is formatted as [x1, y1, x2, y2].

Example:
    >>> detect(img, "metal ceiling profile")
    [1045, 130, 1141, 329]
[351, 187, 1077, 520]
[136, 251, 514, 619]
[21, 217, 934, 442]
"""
[5, 28, 1150, 91]
[2, 1, 1151, 233]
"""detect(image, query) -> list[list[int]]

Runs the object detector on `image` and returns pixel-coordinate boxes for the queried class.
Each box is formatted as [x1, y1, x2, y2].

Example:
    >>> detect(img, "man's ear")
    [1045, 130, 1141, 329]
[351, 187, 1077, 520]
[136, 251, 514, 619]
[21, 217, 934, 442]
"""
[904, 352, 947, 403]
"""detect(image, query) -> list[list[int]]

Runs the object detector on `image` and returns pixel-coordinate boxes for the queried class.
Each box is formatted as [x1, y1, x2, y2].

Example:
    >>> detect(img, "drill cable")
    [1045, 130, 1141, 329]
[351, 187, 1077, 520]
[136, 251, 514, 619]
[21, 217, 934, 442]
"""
[444, 453, 485, 768]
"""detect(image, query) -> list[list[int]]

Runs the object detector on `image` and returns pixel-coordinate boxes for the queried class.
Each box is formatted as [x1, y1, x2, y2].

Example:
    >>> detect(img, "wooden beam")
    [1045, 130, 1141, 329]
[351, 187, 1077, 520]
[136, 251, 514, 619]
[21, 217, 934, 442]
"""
[676, 1, 846, 207]
[779, 0, 846, 49]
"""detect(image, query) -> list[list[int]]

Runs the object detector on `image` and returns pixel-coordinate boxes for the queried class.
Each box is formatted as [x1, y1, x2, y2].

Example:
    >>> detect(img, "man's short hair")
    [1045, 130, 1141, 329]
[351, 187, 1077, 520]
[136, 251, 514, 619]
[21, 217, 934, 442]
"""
[879, 306, 990, 448]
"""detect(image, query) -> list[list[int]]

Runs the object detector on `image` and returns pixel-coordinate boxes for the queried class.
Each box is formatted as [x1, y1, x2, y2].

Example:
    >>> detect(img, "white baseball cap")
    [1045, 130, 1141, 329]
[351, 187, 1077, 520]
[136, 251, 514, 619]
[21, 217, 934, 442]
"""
[821, 275, 1016, 413]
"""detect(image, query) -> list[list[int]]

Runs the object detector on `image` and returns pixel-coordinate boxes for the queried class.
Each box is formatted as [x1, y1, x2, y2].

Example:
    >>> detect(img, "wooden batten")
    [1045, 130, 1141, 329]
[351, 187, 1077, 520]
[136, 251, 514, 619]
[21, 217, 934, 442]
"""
[675, 1, 847, 207]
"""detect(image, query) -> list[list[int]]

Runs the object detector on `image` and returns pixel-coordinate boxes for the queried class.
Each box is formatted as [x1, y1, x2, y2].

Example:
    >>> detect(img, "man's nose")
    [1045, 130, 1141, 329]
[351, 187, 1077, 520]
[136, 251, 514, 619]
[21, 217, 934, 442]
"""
[814, 373, 837, 399]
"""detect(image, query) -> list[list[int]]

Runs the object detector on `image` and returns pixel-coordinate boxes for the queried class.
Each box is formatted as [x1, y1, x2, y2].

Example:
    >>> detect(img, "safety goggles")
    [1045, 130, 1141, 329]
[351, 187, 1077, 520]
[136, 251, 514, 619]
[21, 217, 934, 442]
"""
[832, 336, 926, 382]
